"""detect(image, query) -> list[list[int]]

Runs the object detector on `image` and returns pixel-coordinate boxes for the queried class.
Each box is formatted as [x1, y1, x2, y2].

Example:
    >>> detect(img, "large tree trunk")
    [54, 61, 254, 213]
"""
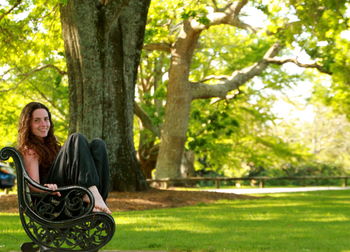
[60, 0, 151, 191]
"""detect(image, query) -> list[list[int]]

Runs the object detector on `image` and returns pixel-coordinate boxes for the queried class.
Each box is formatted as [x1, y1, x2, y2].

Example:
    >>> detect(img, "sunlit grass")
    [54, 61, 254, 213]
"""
[0, 214, 27, 251]
[1, 190, 350, 251]
[172, 184, 347, 190]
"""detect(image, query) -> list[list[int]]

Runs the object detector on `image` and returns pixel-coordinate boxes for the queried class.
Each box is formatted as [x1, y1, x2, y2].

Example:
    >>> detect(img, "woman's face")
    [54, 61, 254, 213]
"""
[30, 108, 51, 139]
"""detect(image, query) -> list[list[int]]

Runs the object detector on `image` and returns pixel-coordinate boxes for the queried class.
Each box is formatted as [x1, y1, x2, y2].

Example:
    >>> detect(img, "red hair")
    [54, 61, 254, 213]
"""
[18, 102, 61, 169]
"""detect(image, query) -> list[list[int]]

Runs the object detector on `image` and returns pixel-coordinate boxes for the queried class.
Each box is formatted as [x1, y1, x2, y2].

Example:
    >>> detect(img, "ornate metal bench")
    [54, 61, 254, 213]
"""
[0, 147, 116, 252]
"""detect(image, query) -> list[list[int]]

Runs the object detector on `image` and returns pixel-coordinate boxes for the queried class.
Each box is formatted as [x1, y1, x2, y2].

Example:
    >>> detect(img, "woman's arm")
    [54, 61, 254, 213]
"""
[23, 149, 40, 183]
[23, 150, 60, 196]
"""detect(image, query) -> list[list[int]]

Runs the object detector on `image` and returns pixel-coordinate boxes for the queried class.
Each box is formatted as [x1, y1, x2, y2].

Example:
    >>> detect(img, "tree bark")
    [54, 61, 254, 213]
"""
[60, 0, 151, 191]
[155, 20, 201, 179]
[154, 1, 282, 180]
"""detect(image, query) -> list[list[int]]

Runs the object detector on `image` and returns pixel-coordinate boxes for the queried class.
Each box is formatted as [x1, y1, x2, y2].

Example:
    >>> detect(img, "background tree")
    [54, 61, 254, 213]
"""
[138, 0, 349, 180]
[134, 50, 167, 178]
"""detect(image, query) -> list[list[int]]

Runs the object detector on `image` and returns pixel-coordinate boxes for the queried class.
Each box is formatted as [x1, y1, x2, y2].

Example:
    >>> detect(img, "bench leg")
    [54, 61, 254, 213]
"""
[21, 242, 39, 252]
[39, 246, 53, 252]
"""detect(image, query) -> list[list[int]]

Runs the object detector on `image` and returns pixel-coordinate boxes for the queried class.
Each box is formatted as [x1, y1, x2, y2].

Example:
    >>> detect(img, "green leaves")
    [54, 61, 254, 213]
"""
[181, 8, 210, 25]
[0, 0, 68, 145]
[140, 0, 350, 177]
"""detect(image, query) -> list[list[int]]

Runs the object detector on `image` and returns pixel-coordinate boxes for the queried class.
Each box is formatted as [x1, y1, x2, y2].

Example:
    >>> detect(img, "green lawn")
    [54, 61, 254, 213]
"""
[1, 190, 350, 251]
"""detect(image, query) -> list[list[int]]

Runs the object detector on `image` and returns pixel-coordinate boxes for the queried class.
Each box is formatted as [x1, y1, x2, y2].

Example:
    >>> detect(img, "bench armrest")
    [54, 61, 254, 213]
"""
[28, 184, 95, 221]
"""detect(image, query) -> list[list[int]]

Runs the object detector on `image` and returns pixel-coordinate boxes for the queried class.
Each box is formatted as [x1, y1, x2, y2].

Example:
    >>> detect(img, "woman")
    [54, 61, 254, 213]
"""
[17, 102, 111, 214]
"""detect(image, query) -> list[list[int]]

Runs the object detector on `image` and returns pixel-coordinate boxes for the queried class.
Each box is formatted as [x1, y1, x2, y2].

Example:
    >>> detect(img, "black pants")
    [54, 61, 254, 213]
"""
[46, 133, 109, 200]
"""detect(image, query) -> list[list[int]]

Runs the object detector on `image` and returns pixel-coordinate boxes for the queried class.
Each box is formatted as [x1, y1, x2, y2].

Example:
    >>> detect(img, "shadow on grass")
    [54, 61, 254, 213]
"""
[1, 190, 350, 252]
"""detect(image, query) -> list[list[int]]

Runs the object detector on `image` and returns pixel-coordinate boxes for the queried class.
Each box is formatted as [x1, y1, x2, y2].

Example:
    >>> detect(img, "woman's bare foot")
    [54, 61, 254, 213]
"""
[93, 205, 112, 214]
[84, 186, 112, 214]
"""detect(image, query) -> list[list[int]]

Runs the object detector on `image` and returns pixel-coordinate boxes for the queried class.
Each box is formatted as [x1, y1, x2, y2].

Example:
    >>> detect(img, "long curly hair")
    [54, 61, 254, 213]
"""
[18, 102, 61, 169]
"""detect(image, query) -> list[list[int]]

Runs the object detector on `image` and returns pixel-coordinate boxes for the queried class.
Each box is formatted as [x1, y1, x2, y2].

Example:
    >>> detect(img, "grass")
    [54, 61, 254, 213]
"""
[1, 190, 350, 251]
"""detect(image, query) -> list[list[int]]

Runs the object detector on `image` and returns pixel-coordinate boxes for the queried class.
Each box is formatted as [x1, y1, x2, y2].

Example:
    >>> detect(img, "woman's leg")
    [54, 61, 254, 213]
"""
[48, 133, 111, 214]
[48, 133, 97, 187]
[89, 139, 110, 200]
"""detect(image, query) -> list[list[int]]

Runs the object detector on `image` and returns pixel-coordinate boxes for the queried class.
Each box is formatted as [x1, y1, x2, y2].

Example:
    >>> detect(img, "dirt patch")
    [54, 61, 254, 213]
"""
[0, 188, 254, 213]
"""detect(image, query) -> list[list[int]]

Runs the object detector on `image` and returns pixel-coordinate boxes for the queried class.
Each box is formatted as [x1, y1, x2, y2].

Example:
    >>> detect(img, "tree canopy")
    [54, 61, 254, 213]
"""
[1, 0, 350, 188]
[136, 0, 350, 179]
[0, 0, 68, 146]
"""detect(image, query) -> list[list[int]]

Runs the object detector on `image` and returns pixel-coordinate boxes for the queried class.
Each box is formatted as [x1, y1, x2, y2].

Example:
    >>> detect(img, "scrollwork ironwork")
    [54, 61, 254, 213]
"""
[23, 213, 114, 251]
[29, 187, 92, 220]
[25, 215, 114, 251]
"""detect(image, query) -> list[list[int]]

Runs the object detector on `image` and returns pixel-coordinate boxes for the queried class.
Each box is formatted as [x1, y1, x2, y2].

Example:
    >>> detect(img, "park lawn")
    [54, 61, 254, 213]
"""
[0, 190, 350, 251]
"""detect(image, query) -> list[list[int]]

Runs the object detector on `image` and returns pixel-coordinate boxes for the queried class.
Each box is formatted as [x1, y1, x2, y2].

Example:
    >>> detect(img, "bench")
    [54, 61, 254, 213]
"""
[0, 147, 116, 252]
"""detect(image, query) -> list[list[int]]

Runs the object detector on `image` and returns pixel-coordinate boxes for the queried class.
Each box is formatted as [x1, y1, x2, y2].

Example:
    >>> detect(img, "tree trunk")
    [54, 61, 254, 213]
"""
[60, 0, 151, 191]
[137, 135, 158, 179]
[155, 21, 200, 179]
[154, 3, 282, 180]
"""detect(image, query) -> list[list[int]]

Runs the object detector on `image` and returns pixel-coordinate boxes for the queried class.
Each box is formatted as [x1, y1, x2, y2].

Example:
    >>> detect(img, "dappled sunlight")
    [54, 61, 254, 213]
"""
[219, 200, 308, 208]
[116, 193, 350, 235]
[0, 213, 18, 216]
[109, 190, 350, 251]
[0, 229, 24, 234]
[117, 211, 221, 233]
[300, 214, 350, 222]
[2, 190, 350, 251]
[117, 215, 181, 225]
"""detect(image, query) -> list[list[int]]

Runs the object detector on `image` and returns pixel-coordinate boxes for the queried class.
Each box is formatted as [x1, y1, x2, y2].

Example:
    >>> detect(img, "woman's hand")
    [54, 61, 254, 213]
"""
[44, 184, 61, 197]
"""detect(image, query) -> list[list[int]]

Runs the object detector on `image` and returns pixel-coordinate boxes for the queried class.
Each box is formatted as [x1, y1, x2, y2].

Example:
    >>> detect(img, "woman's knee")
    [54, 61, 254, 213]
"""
[68, 132, 87, 142]
[90, 138, 107, 153]
[68, 133, 107, 154]
[66, 133, 90, 149]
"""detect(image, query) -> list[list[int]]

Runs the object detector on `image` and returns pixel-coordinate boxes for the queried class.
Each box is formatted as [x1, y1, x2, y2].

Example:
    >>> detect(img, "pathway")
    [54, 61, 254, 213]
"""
[204, 186, 350, 194]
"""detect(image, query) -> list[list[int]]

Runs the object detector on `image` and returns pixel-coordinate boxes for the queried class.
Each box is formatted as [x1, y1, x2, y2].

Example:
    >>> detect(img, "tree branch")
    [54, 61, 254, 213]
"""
[193, 75, 230, 84]
[0, 64, 67, 92]
[191, 0, 256, 33]
[210, 88, 242, 105]
[191, 43, 282, 99]
[211, 0, 219, 11]
[143, 43, 172, 53]
[29, 81, 67, 120]
[224, 0, 248, 17]
[21, 64, 67, 76]
[134, 103, 160, 137]
[265, 57, 332, 75]
[0, 0, 22, 22]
